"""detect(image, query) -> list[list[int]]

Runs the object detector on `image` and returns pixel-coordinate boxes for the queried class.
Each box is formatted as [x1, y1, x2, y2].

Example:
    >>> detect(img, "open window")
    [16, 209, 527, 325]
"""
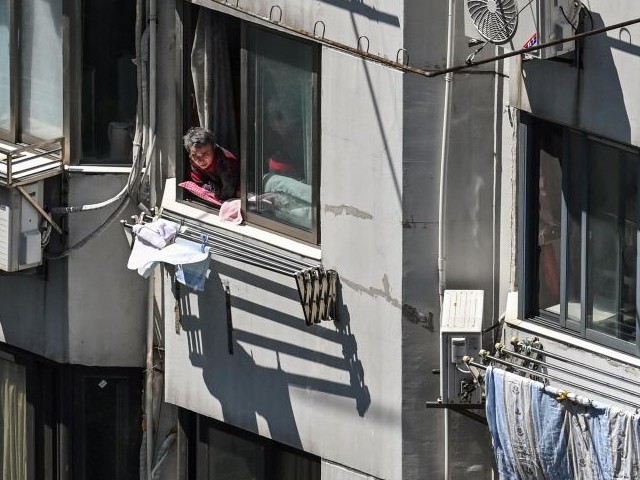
[520, 113, 640, 355]
[179, 5, 320, 245]
[79, 0, 137, 164]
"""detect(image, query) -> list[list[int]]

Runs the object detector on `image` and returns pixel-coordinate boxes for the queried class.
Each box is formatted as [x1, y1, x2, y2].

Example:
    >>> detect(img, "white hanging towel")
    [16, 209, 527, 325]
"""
[127, 220, 210, 288]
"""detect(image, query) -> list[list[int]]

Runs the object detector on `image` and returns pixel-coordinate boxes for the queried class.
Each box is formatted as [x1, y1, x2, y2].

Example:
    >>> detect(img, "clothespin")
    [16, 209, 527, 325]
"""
[201, 234, 209, 252]
[556, 390, 569, 401]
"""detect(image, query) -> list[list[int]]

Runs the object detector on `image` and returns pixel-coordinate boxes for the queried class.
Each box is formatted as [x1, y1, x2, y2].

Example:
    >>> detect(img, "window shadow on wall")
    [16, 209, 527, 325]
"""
[178, 260, 370, 449]
[316, 0, 400, 27]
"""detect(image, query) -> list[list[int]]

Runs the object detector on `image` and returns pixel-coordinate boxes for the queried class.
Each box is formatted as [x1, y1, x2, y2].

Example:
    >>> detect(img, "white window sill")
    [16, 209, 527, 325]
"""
[505, 316, 640, 369]
[65, 165, 132, 174]
[160, 177, 321, 261]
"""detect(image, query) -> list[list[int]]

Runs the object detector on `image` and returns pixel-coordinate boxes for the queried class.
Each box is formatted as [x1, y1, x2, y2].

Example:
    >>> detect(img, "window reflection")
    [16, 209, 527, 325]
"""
[0, 0, 9, 131]
[247, 28, 316, 231]
[20, 0, 63, 139]
[587, 144, 637, 343]
[536, 125, 562, 314]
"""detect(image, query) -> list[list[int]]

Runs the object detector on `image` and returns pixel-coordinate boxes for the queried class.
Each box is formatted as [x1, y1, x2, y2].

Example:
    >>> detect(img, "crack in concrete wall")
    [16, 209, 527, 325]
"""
[324, 204, 374, 220]
[341, 275, 401, 309]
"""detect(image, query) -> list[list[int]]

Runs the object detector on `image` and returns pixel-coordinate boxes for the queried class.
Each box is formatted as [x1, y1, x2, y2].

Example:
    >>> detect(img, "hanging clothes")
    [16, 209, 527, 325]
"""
[127, 220, 210, 291]
[485, 366, 640, 480]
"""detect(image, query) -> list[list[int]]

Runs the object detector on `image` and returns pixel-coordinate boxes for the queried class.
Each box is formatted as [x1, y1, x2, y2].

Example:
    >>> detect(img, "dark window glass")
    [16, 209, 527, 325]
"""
[74, 370, 142, 480]
[246, 27, 317, 233]
[0, 0, 9, 131]
[586, 143, 637, 343]
[536, 124, 562, 314]
[565, 132, 583, 325]
[196, 416, 320, 480]
[524, 115, 640, 353]
[81, 0, 137, 163]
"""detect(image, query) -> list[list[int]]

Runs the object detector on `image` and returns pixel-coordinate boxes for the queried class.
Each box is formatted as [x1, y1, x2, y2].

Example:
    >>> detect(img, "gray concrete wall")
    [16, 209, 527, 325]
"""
[162, 40, 404, 477]
[0, 178, 68, 361]
[513, 1, 640, 149]
[0, 172, 146, 368]
[401, 0, 499, 478]
[500, 0, 640, 432]
[194, 0, 403, 60]
[66, 172, 147, 367]
[400, 0, 447, 477]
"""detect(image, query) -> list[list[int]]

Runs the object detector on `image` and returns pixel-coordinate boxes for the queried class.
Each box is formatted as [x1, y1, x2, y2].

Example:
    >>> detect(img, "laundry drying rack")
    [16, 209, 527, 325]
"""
[122, 211, 339, 326]
[464, 336, 640, 410]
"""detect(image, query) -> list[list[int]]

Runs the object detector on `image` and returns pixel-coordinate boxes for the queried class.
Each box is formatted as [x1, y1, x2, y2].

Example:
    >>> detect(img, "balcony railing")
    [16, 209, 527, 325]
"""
[0, 137, 65, 187]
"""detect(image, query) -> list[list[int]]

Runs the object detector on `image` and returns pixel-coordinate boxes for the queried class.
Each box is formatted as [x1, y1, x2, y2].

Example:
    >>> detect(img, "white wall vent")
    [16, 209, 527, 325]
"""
[440, 290, 484, 404]
[463, 0, 580, 59]
[0, 183, 43, 272]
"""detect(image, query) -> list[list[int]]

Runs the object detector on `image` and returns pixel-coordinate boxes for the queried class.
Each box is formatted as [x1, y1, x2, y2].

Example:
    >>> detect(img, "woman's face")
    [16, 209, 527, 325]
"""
[189, 145, 215, 170]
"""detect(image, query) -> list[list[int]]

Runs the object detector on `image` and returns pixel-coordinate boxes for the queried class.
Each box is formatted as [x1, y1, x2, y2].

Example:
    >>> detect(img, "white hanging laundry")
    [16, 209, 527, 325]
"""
[132, 219, 179, 249]
[127, 220, 211, 290]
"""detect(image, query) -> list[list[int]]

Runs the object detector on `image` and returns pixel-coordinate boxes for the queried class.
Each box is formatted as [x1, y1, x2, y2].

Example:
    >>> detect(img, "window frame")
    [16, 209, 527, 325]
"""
[519, 112, 640, 356]
[0, 0, 73, 159]
[176, 2, 321, 246]
[73, 0, 138, 165]
[179, 410, 321, 480]
[1, 0, 138, 166]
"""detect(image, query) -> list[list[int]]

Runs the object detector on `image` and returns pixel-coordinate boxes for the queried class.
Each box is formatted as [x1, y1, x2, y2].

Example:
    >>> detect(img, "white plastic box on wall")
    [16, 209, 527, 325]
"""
[440, 290, 484, 404]
[0, 183, 43, 272]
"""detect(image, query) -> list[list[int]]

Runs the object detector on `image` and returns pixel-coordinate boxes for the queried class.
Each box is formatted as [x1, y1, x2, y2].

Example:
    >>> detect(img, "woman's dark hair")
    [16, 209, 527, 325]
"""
[183, 127, 217, 152]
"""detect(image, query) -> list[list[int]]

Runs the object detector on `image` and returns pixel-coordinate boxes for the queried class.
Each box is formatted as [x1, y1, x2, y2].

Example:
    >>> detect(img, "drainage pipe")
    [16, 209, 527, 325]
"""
[145, 0, 158, 478]
[439, 3, 456, 478]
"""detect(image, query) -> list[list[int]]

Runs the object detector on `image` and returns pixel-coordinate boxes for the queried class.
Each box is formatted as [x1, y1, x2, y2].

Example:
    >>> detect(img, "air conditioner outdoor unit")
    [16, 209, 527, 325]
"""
[463, 0, 580, 59]
[440, 290, 484, 405]
[0, 183, 43, 272]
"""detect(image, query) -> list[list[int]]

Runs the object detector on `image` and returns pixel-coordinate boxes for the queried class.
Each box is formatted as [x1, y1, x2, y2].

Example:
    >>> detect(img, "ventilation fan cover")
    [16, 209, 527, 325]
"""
[464, 0, 578, 59]
[467, 0, 519, 44]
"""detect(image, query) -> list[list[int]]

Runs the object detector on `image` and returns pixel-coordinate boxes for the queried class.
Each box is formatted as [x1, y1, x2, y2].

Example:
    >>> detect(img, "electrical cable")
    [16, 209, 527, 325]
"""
[49, 185, 128, 214]
[581, 3, 594, 30]
[45, 0, 151, 257]
[559, 5, 578, 33]
[43, 196, 131, 260]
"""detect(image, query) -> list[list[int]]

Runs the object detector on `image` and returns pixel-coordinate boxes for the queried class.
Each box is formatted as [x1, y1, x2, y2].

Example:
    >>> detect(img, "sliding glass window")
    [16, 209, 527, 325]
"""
[20, 0, 63, 140]
[0, 0, 10, 132]
[521, 114, 640, 355]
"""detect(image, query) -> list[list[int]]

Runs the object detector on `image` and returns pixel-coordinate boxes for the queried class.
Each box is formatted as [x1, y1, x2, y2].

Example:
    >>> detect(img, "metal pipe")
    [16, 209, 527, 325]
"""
[195, 0, 640, 79]
[441, 2, 456, 478]
[470, 354, 640, 408]
[179, 229, 312, 271]
[160, 213, 317, 269]
[147, 0, 158, 474]
[145, 269, 155, 480]
[464, 358, 591, 407]
[438, 0, 456, 305]
[431, 16, 640, 78]
[497, 346, 640, 395]
[513, 339, 640, 390]
[123, 222, 306, 276]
